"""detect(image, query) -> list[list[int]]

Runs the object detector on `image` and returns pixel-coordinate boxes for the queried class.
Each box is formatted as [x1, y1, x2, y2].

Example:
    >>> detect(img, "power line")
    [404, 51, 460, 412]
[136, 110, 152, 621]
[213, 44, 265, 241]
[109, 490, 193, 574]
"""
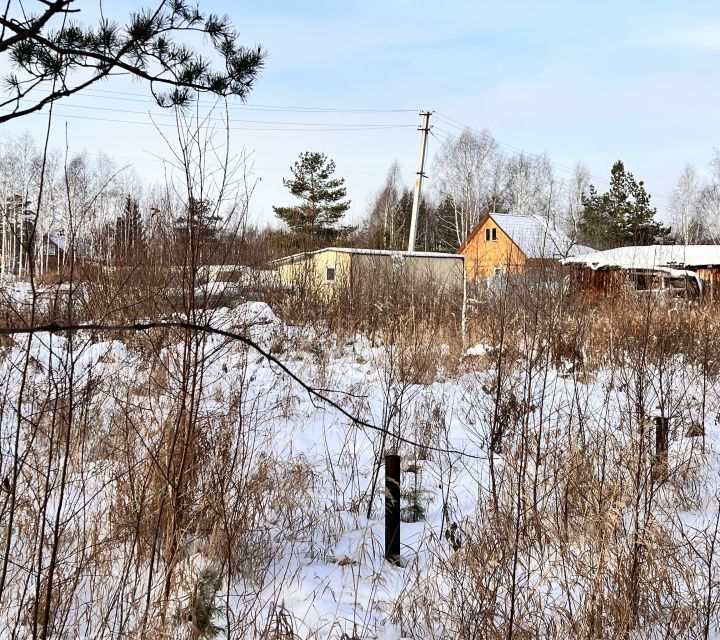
[8, 80, 420, 113]
[78, 87, 419, 113]
[436, 111, 600, 179]
[429, 126, 457, 144]
[28, 101, 418, 128]
[0, 108, 414, 132]
[5, 89, 677, 204]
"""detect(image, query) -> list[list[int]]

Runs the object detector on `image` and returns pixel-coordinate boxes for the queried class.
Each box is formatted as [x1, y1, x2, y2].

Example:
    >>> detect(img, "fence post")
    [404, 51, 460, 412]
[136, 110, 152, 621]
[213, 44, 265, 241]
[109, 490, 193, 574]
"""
[653, 415, 669, 479]
[385, 453, 401, 565]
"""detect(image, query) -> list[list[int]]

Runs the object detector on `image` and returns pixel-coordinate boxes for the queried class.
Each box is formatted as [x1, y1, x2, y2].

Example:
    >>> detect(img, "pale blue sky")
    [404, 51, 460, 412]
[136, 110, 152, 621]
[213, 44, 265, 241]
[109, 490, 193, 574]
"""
[4, 1, 720, 225]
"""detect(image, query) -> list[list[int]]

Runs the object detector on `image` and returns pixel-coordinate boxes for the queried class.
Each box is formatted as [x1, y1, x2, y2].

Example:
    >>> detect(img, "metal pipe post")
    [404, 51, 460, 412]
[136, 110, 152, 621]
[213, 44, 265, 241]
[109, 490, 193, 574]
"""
[385, 453, 401, 565]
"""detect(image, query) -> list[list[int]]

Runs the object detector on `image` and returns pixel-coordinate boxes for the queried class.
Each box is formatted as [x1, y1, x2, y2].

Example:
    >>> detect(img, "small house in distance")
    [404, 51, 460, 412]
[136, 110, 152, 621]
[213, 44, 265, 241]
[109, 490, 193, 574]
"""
[42, 233, 67, 272]
[1, 232, 67, 278]
[272, 247, 465, 304]
[459, 212, 592, 281]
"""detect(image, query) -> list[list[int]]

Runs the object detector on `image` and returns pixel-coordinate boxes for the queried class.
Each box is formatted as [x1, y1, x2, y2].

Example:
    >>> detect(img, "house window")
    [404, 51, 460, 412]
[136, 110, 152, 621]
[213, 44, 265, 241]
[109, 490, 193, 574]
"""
[484, 227, 497, 242]
[326, 266, 336, 282]
[47, 243, 56, 256]
[494, 266, 505, 277]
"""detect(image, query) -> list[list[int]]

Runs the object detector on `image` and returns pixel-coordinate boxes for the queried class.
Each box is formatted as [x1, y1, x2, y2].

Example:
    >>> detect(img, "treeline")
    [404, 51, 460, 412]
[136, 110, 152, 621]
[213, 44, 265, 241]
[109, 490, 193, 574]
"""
[0, 133, 262, 276]
[5, 129, 720, 275]
[270, 131, 720, 254]
[360, 130, 562, 252]
[356, 127, 720, 252]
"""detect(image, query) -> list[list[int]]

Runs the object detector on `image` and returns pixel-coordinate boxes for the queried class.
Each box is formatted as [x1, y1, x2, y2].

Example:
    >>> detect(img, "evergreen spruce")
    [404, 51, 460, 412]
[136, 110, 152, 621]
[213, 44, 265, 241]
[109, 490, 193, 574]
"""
[273, 152, 351, 240]
[579, 160, 670, 249]
[175, 197, 220, 244]
[176, 567, 224, 639]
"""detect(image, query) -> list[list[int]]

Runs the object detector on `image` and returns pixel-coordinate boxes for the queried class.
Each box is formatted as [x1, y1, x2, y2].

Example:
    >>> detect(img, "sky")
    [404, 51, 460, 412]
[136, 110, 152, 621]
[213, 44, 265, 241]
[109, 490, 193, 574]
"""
[3, 0, 720, 227]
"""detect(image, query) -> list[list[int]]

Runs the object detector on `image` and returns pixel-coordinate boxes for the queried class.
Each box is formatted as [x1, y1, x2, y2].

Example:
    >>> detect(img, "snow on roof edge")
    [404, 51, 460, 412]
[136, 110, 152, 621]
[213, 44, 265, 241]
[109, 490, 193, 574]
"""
[271, 247, 464, 265]
[563, 245, 720, 270]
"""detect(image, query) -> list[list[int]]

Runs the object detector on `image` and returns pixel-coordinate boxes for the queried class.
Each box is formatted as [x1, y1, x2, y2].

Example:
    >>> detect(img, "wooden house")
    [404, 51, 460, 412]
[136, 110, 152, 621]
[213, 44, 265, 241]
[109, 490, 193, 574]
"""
[459, 213, 592, 281]
[563, 245, 720, 300]
[1, 232, 67, 278]
[40, 234, 67, 272]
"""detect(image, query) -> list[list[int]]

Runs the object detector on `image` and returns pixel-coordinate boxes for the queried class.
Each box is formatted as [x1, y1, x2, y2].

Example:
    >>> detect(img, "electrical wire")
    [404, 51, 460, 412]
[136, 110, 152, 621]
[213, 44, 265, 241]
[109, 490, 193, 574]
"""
[79, 87, 420, 113]
[0, 107, 414, 132]
[26, 101, 418, 128]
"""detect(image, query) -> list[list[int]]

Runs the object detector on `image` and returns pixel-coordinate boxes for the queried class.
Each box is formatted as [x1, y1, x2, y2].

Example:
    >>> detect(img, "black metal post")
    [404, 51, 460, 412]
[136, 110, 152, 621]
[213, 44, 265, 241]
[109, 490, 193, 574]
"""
[385, 453, 401, 565]
[654, 415, 669, 479]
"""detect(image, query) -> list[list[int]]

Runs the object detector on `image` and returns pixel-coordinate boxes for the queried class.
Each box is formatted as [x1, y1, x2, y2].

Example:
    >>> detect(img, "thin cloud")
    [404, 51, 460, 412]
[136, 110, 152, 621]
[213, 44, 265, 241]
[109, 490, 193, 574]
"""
[650, 25, 720, 51]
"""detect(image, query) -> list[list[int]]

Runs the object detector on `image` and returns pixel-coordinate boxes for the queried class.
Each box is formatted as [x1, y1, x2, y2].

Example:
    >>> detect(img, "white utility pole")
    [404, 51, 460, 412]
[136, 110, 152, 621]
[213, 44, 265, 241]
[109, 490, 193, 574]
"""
[407, 111, 432, 253]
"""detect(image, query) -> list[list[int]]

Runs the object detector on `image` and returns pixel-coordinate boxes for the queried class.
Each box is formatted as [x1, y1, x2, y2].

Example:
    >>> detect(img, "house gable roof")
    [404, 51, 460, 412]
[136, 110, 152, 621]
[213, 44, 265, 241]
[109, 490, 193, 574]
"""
[460, 212, 592, 260]
[49, 233, 66, 253]
[458, 212, 492, 255]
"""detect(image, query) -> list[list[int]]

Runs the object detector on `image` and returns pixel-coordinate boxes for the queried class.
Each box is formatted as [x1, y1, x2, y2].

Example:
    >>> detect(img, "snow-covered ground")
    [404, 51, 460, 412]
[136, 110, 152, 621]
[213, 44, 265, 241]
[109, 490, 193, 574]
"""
[0, 300, 719, 638]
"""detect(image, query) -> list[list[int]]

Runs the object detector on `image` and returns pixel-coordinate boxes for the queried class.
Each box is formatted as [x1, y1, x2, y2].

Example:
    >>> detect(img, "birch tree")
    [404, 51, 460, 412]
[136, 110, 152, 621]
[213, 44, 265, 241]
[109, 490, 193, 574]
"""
[499, 152, 557, 220]
[670, 164, 705, 244]
[698, 150, 720, 237]
[433, 127, 501, 246]
[367, 161, 403, 249]
[560, 163, 590, 241]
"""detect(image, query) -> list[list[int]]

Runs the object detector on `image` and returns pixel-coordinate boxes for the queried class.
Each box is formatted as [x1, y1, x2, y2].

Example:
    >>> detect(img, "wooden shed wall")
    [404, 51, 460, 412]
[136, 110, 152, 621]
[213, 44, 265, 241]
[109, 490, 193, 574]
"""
[572, 267, 626, 298]
[696, 268, 720, 302]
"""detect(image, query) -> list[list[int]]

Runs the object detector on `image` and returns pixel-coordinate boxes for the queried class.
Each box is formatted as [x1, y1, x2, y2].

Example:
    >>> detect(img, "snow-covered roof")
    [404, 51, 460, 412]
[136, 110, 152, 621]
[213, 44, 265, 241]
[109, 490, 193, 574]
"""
[49, 233, 66, 253]
[272, 247, 463, 265]
[563, 245, 720, 270]
[47, 233, 96, 259]
[479, 213, 592, 259]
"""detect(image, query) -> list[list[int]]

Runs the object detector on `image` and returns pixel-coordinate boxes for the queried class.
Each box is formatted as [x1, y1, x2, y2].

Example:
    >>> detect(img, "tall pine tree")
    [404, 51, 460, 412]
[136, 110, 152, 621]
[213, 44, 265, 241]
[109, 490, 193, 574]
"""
[175, 197, 220, 245]
[579, 161, 670, 249]
[273, 152, 350, 240]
